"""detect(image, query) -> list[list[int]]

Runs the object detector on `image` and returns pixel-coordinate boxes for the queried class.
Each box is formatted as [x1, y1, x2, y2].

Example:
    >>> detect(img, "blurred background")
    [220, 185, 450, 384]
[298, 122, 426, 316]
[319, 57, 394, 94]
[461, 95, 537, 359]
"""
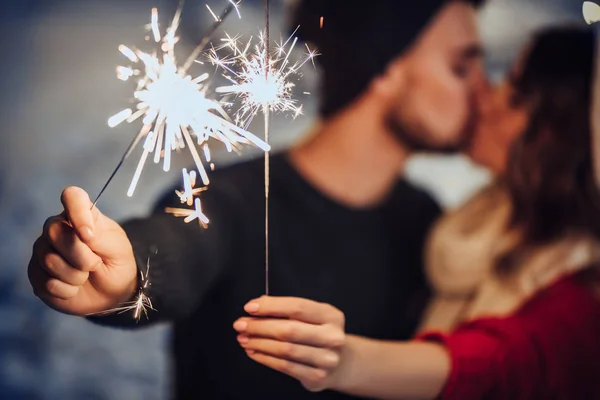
[0, 0, 584, 398]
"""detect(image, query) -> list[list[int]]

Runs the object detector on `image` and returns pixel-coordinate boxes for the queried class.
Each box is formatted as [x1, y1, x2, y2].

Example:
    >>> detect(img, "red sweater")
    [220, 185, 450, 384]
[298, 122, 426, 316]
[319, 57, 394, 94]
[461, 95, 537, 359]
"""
[418, 271, 600, 400]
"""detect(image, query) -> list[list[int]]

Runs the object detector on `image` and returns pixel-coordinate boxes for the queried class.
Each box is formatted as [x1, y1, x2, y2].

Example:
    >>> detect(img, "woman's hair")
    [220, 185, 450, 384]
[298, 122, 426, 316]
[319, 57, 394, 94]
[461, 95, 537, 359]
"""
[498, 26, 600, 271]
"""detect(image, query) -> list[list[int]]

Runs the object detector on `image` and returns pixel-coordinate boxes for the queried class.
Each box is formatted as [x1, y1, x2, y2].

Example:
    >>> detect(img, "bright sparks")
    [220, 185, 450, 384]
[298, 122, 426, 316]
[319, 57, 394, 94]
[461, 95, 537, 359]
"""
[176, 168, 207, 206]
[108, 7, 270, 197]
[165, 168, 210, 228]
[209, 28, 318, 128]
[87, 258, 155, 322]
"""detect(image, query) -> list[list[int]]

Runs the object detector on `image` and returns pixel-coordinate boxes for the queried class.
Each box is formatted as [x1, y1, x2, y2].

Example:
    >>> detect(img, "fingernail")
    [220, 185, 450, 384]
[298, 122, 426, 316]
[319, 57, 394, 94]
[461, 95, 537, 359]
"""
[244, 302, 259, 313]
[79, 226, 93, 242]
[237, 335, 248, 344]
[245, 349, 255, 355]
[233, 320, 247, 332]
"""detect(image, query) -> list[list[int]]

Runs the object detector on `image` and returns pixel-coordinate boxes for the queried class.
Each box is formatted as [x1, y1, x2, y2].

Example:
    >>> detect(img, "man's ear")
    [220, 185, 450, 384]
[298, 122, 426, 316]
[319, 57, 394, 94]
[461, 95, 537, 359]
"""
[370, 57, 408, 100]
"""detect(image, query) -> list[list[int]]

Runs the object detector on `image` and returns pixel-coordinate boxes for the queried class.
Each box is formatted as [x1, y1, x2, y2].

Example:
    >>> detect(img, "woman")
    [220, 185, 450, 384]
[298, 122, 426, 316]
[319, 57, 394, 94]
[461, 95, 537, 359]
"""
[232, 26, 600, 399]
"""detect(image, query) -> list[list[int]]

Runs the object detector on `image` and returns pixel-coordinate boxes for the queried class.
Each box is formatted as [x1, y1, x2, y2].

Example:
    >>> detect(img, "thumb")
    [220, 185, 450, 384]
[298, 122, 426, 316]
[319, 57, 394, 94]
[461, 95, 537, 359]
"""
[61, 187, 133, 266]
[61, 186, 99, 242]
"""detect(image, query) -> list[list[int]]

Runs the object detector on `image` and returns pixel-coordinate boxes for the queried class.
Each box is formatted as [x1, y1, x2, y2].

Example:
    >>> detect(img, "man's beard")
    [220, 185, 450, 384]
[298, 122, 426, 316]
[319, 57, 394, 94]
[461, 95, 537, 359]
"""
[385, 104, 479, 154]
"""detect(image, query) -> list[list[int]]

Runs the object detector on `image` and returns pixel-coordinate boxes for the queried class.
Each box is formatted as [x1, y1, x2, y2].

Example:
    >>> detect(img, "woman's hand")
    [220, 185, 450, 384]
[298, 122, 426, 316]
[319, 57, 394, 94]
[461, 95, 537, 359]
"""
[233, 296, 347, 392]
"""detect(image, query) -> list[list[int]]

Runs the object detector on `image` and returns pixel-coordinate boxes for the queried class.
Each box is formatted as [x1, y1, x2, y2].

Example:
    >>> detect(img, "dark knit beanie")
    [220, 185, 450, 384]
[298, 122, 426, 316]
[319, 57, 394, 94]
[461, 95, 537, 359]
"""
[291, 0, 484, 117]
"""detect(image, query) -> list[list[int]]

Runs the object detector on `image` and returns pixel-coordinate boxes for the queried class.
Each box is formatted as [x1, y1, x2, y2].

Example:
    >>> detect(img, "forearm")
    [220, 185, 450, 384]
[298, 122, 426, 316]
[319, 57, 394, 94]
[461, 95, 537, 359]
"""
[88, 180, 237, 327]
[331, 335, 451, 400]
[122, 214, 215, 322]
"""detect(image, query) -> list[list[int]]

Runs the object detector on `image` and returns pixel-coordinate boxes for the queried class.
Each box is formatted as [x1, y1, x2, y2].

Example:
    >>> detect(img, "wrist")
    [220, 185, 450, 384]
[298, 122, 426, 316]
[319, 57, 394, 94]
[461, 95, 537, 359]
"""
[329, 334, 360, 392]
[126, 272, 139, 300]
[114, 257, 141, 305]
[110, 275, 138, 306]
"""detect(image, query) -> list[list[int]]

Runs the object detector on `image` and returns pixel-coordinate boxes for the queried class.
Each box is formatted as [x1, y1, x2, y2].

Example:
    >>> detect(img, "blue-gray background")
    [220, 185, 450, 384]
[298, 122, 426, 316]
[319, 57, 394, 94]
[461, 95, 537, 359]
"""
[0, 0, 583, 398]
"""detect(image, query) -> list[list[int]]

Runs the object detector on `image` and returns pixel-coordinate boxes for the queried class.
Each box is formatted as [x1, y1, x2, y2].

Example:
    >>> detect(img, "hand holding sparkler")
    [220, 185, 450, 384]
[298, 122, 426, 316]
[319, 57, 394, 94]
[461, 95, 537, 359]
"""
[28, 187, 138, 316]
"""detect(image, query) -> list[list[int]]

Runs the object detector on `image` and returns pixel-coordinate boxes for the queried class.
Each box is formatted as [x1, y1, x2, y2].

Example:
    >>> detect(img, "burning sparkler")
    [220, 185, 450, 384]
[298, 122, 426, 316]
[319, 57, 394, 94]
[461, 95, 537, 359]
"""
[209, 16, 318, 294]
[88, 257, 155, 322]
[208, 3, 318, 294]
[165, 168, 210, 228]
[98, 2, 269, 204]
[209, 28, 318, 128]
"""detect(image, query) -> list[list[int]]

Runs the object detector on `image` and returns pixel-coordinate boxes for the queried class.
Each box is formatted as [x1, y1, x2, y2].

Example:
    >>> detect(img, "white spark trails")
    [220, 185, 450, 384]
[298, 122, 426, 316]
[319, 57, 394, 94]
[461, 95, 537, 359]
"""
[165, 168, 210, 228]
[176, 168, 207, 205]
[210, 28, 318, 128]
[108, 7, 269, 198]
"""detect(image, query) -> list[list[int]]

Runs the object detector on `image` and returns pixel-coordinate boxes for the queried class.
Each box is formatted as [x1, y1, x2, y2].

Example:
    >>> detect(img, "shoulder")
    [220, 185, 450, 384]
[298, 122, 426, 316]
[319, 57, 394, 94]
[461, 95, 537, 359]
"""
[520, 268, 600, 320]
[477, 272, 600, 368]
[458, 271, 600, 339]
[578, 267, 600, 300]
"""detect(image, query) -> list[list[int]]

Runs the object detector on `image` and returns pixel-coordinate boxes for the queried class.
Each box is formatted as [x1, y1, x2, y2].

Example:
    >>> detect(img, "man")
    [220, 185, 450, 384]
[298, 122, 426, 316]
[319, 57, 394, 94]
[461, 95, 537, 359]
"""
[28, 0, 485, 398]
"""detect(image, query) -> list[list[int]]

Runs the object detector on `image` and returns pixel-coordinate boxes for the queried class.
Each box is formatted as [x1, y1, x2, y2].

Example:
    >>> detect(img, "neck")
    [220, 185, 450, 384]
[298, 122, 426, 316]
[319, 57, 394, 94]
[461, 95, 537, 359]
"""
[289, 96, 410, 208]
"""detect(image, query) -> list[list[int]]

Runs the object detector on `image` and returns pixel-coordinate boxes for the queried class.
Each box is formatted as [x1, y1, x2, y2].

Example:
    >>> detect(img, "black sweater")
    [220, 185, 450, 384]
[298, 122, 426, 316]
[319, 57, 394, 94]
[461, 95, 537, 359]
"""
[92, 153, 441, 400]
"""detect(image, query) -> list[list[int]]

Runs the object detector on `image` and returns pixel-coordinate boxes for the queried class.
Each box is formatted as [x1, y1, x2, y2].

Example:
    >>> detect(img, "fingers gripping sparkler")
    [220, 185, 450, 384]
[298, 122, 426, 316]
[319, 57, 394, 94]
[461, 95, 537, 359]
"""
[93, 1, 267, 208]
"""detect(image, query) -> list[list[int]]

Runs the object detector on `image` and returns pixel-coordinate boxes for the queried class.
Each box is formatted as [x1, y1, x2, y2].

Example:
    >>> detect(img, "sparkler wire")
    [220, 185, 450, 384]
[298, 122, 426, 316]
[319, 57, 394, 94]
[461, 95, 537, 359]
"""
[264, 0, 270, 295]
[92, 132, 142, 208]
